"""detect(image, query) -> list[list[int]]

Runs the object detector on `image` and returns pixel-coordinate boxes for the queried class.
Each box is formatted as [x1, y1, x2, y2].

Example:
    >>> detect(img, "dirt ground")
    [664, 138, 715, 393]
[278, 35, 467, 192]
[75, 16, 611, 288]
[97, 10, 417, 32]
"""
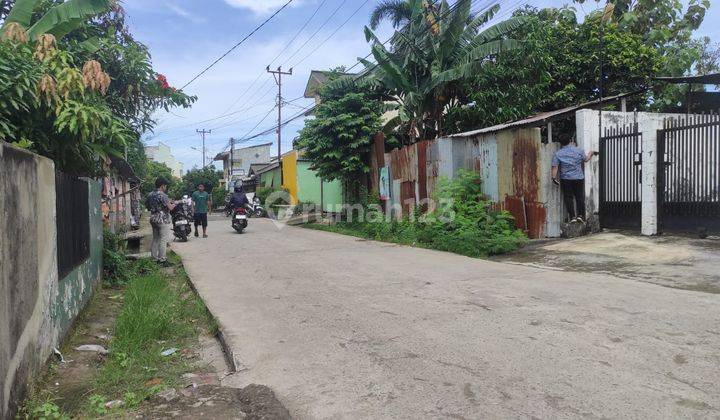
[494, 231, 720, 294]
[23, 259, 289, 419]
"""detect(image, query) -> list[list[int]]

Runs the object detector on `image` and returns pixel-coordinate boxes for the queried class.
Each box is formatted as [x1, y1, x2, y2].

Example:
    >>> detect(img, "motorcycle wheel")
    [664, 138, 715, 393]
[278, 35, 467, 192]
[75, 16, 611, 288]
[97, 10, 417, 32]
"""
[255, 208, 264, 218]
[178, 229, 188, 242]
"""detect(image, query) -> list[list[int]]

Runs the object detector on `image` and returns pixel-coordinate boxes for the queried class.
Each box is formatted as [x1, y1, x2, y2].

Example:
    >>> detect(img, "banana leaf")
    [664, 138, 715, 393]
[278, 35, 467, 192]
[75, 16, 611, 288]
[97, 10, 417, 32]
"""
[27, 0, 111, 40]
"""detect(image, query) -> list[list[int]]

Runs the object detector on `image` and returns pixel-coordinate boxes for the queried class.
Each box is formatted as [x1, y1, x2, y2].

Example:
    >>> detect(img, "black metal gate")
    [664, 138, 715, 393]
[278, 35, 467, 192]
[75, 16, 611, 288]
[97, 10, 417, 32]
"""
[56, 172, 90, 279]
[599, 123, 643, 229]
[657, 114, 720, 234]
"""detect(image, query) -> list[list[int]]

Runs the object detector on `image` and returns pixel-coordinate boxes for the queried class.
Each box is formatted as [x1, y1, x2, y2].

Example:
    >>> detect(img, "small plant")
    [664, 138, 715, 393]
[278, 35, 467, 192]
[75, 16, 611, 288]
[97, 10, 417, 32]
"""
[87, 394, 107, 416]
[30, 401, 69, 420]
[103, 228, 132, 285]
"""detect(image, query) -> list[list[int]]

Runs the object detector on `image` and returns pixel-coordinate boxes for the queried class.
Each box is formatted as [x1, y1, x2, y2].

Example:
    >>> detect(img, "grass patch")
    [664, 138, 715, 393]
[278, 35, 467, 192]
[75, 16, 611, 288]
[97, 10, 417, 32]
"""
[305, 170, 527, 258]
[20, 252, 217, 419]
[93, 254, 212, 408]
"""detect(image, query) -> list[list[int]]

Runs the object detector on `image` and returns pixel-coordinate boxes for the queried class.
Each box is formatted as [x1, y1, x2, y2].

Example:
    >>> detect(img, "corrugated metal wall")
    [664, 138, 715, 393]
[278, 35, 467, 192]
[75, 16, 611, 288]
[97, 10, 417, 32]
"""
[370, 128, 562, 238]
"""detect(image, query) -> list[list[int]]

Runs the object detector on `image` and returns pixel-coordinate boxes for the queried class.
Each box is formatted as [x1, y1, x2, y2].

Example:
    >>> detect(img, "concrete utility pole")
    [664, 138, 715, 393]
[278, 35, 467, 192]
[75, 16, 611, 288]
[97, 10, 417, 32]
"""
[196, 129, 211, 167]
[267, 65, 292, 183]
[230, 137, 235, 188]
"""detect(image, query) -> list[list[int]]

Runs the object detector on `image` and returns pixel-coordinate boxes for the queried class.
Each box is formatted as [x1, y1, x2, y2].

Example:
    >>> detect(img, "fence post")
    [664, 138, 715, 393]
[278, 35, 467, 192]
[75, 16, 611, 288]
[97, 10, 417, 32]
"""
[640, 119, 660, 236]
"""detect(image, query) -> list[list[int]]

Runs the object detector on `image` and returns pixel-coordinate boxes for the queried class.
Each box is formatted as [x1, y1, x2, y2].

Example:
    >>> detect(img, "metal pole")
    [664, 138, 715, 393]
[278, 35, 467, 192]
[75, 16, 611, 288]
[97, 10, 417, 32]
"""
[197, 129, 211, 167]
[267, 66, 292, 184]
[230, 137, 235, 190]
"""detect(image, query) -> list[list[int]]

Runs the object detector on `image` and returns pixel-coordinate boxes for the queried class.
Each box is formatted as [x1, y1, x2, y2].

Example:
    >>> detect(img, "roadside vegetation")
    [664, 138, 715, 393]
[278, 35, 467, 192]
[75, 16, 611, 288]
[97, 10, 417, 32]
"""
[21, 250, 216, 419]
[307, 170, 527, 257]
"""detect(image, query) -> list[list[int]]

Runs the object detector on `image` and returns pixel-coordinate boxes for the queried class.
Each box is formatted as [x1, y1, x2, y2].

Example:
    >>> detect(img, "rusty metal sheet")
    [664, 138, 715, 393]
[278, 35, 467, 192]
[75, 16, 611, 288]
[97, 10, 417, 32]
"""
[417, 140, 429, 203]
[511, 135, 540, 203]
[502, 195, 547, 239]
[400, 180, 415, 216]
[390, 143, 418, 182]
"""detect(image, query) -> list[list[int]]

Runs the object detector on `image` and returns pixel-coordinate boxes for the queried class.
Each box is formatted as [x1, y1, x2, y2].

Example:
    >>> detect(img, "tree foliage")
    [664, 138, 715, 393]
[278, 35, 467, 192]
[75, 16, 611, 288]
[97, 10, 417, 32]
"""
[0, 0, 196, 175]
[140, 160, 174, 195]
[364, 0, 526, 143]
[296, 72, 386, 184]
[168, 165, 223, 199]
[445, 7, 664, 133]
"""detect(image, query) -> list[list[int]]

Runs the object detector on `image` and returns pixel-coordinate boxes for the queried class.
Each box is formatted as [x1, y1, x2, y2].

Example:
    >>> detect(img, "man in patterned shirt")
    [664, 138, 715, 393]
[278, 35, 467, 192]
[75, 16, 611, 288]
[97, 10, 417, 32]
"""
[146, 177, 177, 265]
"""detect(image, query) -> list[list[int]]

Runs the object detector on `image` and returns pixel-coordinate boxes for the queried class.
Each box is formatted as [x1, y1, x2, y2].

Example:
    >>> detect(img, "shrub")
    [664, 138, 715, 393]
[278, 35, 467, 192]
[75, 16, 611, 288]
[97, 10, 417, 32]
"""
[311, 170, 526, 257]
[103, 228, 132, 285]
[256, 186, 290, 207]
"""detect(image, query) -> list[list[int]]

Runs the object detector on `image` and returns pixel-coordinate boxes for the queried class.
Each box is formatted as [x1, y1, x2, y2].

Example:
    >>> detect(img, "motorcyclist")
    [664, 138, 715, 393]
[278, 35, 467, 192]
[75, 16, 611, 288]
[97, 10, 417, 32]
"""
[228, 185, 249, 210]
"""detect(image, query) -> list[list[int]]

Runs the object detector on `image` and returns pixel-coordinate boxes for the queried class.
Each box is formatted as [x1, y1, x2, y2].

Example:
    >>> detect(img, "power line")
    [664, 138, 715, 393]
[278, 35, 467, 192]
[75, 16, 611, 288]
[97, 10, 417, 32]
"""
[280, 0, 349, 67]
[290, 0, 372, 69]
[179, 0, 295, 90]
[215, 0, 330, 118]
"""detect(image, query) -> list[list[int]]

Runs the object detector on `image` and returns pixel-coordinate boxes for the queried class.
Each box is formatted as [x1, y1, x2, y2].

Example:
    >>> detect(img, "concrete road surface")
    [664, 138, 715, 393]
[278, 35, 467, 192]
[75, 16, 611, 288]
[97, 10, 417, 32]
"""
[173, 216, 720, 419]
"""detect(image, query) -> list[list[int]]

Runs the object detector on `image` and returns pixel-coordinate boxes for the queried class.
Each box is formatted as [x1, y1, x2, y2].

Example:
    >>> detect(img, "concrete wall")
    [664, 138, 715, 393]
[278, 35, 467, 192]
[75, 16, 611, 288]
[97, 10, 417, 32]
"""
[296, 161, 343, 213]
[576, 110, 690, 235]
[0, 143, 102, 418]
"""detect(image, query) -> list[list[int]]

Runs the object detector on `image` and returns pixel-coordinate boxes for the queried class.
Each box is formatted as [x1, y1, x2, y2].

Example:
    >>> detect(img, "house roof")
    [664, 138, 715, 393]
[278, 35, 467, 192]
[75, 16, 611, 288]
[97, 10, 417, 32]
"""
[303, 70, 357, 98]
[251, 162, 279, 176]
[652, 73, 720, 85]
[109, 156, 139, 184]
[448, 91, 642, 138]
[213, 142, 273, 161]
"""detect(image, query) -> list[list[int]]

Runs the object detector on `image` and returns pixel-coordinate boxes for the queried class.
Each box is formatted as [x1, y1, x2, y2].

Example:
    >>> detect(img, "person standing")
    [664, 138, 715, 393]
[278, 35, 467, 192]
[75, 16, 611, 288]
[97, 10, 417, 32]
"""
[146, 177, 176, 265]
[192, 183, 212, 238]
[551, 137, 595, 222]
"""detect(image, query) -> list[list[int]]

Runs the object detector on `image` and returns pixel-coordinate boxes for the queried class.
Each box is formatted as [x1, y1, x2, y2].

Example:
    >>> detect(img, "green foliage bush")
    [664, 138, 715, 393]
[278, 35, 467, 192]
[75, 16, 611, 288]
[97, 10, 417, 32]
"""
[313, 170, 526, 257]
[102, 228, 131, 286]
[256, 186, 289, 207]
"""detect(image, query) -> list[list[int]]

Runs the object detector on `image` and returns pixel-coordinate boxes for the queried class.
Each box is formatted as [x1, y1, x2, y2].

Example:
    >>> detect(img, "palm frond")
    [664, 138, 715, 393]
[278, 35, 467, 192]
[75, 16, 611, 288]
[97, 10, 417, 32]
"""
[3, 0, 42, 28]
[27, 0, 111, 39]
[369, 0, 413, 30]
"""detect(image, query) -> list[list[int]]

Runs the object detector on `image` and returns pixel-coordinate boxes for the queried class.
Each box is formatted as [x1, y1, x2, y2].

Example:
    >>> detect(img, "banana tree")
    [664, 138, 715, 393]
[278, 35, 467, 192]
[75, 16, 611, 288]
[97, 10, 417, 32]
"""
[2, 0, 111, 40]
[363, 0, 527, 142]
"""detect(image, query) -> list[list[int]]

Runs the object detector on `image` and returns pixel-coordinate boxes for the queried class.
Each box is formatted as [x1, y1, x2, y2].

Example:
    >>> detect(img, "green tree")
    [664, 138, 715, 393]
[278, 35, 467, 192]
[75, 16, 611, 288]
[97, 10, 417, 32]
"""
[168, 165, 223, 199]
[445, 7, 663, 133]
[296, 72, 386, 187]
[0, 0, 196, 175]
[364, 0, 526, 143]
[369, 0, 413, 29]
[140, 160, 174, 195]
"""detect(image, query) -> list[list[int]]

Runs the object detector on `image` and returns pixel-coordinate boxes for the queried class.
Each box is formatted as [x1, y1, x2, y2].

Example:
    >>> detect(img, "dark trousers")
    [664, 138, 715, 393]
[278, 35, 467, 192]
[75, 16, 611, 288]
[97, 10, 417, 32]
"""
[560, 179, 585, 219]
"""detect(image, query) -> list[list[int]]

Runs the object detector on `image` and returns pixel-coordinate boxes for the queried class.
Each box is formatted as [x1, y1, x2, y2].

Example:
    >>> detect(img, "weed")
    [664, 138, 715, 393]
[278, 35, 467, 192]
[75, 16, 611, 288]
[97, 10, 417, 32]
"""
[307, 170, 527, 257]
[27, 401, 69, 420]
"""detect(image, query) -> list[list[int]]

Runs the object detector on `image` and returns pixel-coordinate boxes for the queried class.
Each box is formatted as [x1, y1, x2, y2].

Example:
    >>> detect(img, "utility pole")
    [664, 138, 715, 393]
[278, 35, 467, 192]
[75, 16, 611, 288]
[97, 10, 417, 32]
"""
[196, 129, 211, 167]
[267, 65, 292, 184]
[230, 137, 235, 190]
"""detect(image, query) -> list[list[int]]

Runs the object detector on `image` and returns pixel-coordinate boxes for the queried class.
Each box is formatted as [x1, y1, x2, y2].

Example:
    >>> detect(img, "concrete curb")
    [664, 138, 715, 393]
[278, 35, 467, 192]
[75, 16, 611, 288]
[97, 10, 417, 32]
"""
[181, 262, 238, 374]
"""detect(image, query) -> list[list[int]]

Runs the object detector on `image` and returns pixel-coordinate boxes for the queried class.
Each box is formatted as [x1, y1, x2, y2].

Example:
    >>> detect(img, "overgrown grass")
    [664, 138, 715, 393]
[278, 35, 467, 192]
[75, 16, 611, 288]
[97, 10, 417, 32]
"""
[306, 170, 527, 258]
[22, 253, 217, 419]
[92, 254, 213, 408]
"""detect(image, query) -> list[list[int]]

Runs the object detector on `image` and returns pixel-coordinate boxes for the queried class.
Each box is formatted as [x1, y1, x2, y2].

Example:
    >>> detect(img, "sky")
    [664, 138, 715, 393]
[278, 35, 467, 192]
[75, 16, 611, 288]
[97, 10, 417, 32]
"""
[124, 0, 720, 171]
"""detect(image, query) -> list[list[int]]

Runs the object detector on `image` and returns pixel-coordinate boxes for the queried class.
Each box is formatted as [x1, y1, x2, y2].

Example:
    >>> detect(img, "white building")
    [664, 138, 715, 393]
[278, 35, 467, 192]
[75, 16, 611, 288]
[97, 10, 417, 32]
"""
[213, 142, 272, 190]
[145, 142, 184, 178]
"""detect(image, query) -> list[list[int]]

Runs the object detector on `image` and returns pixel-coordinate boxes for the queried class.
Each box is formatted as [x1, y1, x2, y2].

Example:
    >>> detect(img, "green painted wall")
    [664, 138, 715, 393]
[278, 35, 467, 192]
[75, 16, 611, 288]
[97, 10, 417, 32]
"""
[51, 179, 103, 338]
[296, 161, 343, 213]
[260, 167, 282, 189]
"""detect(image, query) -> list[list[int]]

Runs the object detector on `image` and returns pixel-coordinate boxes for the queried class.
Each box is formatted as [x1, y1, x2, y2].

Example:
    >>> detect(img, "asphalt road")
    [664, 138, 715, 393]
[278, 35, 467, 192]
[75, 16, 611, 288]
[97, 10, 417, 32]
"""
[173, 216, 720, 419]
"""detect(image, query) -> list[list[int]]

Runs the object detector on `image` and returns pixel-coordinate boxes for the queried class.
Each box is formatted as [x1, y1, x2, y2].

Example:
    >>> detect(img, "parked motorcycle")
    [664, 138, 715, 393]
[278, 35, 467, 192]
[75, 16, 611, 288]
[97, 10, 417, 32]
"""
[247, 196, 265, 218]
[224, 193, 232, 217]
[231, 206, 248, 233]
[172, 199, 193, 241]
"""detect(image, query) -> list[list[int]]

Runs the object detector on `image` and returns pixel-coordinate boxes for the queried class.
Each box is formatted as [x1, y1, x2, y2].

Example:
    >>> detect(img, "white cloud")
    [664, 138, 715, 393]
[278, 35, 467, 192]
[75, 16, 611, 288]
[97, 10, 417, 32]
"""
[223, 0, 302, 15]
[165, 2, 206, 23]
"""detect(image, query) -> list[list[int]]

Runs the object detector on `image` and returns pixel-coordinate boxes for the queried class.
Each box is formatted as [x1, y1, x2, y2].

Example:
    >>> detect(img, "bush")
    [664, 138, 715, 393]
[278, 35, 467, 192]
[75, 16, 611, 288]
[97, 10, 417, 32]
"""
[310, 170, 526, 257]
[103, 228, 132, 285]
[256, 186, 290, 207]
